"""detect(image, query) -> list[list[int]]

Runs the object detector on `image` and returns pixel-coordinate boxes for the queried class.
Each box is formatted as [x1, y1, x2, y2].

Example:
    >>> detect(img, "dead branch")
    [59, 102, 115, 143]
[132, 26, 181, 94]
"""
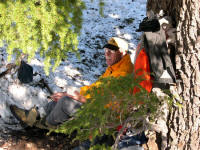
[38, 79, 53, 95]
[0, 63, 16, 78]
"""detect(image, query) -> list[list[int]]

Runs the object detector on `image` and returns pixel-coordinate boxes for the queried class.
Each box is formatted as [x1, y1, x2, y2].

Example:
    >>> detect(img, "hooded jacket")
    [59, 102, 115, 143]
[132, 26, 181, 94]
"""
[80, 54, 133, 99]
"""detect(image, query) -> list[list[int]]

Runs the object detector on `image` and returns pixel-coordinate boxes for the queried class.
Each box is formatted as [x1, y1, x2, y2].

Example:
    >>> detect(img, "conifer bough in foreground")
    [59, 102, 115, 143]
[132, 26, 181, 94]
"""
[0, 0, 85, 75]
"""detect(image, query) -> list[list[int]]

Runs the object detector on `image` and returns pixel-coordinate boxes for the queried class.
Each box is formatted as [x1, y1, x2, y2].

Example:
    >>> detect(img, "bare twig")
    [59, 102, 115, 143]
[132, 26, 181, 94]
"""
[0, 63, 16, 78]
[38, 79, 53, 95]
[112, 116, 147, 150]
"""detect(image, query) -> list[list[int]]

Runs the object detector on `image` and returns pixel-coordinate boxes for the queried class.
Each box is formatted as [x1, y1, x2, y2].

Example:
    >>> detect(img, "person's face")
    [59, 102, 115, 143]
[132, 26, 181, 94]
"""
[104, 48, 123, 66]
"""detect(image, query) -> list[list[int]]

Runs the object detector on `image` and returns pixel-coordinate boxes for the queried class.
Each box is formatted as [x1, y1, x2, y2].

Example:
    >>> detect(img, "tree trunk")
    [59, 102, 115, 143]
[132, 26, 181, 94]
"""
[146, 0, 200, 149]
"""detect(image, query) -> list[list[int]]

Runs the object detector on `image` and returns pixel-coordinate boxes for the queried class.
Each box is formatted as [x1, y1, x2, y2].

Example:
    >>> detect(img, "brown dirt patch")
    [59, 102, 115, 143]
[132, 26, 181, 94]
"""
[0, 127, 79, 150]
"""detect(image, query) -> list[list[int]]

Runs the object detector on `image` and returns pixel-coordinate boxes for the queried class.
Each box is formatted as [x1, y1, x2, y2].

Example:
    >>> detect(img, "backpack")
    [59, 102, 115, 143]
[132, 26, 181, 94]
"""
[134, 16, 176, 93]
[17, 60, 33, 84]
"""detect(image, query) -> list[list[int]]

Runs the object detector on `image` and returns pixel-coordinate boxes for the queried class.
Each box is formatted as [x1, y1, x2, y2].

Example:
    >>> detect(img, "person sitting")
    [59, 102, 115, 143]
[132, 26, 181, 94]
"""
[10, 37, 134, 129]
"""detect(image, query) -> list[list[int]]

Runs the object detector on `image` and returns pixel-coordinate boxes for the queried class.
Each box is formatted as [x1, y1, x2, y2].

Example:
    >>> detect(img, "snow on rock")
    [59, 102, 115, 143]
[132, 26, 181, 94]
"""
[0, 0, 147, 134]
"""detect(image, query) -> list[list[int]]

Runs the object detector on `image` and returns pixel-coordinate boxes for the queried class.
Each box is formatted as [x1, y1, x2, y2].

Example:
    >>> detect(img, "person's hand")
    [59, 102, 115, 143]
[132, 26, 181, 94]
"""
[50, 92, 69, 102]
[50, 91, 86, 103]
[73, 91, 86, 103]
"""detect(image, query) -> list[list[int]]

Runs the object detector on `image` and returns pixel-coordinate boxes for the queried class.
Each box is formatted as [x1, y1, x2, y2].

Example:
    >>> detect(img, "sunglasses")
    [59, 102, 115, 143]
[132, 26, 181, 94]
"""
[104, 48, 117, 54]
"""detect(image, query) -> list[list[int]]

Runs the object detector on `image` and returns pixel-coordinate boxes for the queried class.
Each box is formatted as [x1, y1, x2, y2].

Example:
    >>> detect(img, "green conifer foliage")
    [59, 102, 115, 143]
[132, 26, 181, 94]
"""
[0, 0, 85, 75]
[55, 75, 163, 147]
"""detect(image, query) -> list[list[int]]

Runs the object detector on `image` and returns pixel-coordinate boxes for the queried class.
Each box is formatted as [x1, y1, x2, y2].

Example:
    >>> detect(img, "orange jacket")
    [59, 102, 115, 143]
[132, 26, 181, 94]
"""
[133, 43, 152, 93]
[80, 54, 134, 99]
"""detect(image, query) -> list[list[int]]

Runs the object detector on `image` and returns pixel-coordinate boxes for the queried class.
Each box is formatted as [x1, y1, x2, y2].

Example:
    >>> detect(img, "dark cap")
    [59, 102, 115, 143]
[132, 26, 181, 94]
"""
[103, 44, 119, 51]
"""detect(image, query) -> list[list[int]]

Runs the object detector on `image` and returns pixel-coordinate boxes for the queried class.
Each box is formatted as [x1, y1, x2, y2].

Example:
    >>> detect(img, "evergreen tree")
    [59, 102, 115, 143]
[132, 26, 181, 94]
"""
[0, 0, 85, 75]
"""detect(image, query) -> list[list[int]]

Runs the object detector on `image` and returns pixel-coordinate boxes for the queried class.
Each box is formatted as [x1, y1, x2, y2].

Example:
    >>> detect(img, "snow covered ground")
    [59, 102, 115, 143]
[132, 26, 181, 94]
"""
[0, 0, 147, 136]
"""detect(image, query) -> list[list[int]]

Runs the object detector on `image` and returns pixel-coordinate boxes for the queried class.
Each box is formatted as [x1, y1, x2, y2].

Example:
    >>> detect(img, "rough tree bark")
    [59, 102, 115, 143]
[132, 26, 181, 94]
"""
[146, 0, 200, 150]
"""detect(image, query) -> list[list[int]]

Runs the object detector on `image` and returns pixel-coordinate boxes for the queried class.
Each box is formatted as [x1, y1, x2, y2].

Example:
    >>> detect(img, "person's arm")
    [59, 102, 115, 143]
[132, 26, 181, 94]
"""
[50, 92, 73, 102]
[73, 91, 87, 103]
[50, 91, 86, 103]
